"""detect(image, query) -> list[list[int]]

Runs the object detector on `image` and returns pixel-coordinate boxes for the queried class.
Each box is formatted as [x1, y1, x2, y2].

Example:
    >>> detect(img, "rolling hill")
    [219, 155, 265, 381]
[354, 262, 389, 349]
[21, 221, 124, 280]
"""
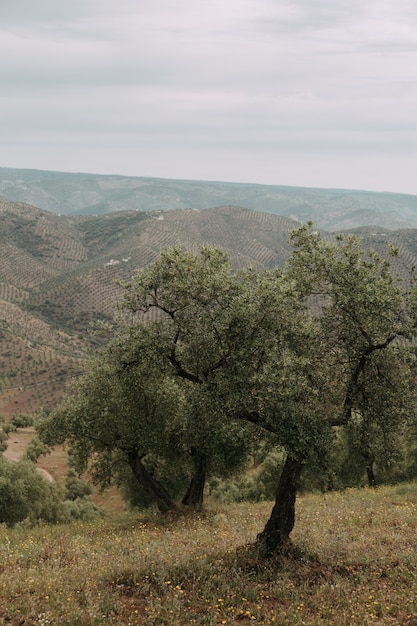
[0, 201, 298, 416]
[1, 196, 417, 418]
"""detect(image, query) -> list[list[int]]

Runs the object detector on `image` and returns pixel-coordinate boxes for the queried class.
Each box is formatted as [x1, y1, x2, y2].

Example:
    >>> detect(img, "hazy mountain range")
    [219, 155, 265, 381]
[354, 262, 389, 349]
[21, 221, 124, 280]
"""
[1, 167, 417, 231]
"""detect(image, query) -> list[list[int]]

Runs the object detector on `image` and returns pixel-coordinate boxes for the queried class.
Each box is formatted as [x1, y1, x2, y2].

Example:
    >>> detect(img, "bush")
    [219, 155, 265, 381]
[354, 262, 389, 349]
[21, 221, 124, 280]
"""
[11, 413, 34, 428]
[61, 497, 102, 522]
[0, 457, 102, 526]
[0, 458, 65, 525]
[209, 450, 285, 503]
[65, 468, 92, 500]
[24, 437, 51, 463]
[0, 429, 8, 452]
[2, 423, 16, 435]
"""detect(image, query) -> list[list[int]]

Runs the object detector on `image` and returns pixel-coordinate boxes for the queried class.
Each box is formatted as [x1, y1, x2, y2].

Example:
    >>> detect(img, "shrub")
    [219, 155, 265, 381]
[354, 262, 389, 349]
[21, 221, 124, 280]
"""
[61, 497, 102, 522]
[11, 413, 34, 428]
[2, 423, 16, 435]
[0, 429, 8, 452]
[209, 450, 285, 503]
[24, 437, 51, 463]
[65, 468, 92, 500]
[0, 457, 102, 526]
[0, 458, 65, 525]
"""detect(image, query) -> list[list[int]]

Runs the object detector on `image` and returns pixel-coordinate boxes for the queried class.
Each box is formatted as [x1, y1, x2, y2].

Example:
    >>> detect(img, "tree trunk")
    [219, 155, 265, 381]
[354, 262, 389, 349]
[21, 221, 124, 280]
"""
[366, 461, 377, 487]
[182, 448, 207, 508]
[128, 452, 177, 513]
[255, 454, 305, 558]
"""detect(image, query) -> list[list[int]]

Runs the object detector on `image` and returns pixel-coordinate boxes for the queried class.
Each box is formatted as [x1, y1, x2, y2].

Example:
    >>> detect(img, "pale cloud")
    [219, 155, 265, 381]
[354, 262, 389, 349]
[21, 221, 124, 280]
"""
[0, 0, 416, 194]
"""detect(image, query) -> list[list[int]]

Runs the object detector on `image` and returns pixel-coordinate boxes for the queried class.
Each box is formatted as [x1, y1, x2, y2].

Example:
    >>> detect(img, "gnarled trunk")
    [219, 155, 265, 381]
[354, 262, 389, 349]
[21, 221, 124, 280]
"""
[255, 454, 305, 557]
[128, 452, 177, 513]
[182, 448, 207, 509]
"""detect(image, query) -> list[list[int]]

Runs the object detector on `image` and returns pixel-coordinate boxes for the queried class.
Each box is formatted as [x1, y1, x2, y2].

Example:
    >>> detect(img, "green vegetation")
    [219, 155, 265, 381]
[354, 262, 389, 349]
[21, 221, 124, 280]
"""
[39, 224, 417, 559]
[10, 413, 34, 428]
[2, 485, 417, 624]
[1, 210, 417, 622]
[0, 455, 100, 526]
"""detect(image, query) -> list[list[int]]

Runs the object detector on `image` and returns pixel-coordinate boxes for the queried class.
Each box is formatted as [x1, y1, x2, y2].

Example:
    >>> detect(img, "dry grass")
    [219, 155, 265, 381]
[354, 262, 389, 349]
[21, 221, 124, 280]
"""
[1, 485, 417, 624]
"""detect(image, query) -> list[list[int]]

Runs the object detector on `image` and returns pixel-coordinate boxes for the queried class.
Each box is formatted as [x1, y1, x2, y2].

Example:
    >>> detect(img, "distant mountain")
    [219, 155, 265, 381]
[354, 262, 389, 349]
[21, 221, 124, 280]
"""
[1, 167, 417, 231]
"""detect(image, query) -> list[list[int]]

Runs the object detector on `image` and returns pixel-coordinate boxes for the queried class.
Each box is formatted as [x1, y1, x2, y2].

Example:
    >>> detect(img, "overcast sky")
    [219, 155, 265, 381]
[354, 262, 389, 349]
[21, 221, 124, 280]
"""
[1, 0, 416, 194]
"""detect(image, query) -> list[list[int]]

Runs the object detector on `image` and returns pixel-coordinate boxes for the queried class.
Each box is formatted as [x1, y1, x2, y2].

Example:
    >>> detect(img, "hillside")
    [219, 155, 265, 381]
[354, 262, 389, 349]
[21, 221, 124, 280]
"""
[0, 201, 298, 416]
[2, 198, 417, 418]
[3, 485, 417, 623]
[1, 167, 417, 231]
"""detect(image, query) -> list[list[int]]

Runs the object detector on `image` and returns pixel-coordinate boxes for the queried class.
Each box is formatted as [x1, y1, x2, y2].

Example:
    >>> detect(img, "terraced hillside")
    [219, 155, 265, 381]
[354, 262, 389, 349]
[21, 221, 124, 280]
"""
[2, 199, 417, 418]
[0, 201, 298, 417]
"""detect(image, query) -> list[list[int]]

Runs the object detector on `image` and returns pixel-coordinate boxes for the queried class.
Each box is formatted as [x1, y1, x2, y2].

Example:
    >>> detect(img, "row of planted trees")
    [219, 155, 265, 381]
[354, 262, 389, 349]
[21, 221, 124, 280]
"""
[39, 223, 417, 557]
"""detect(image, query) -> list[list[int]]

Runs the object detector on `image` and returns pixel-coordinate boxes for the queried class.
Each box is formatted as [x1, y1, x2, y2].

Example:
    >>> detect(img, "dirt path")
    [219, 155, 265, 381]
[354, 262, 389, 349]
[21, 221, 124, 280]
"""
[3, 427, 55, 482]
[36, 467, 54, 482]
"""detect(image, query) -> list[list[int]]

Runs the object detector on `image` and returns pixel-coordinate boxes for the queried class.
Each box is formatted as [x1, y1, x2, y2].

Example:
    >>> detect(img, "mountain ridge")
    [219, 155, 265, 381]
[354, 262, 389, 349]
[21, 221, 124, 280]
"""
[1, 167, 417, 231]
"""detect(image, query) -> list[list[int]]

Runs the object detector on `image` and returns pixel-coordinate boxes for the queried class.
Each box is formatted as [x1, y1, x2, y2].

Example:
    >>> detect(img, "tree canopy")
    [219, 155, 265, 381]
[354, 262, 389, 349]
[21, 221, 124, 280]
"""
[40, 224, 417, 557]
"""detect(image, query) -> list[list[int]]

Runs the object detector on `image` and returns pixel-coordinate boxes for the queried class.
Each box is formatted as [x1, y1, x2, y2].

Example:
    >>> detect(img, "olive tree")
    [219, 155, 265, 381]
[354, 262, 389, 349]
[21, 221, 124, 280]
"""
[41, 232, 417, 556]
[119, 236, 417, 555]
[118, 245, 332, 552]
[40, 251, 260, 511]
[40, 345, 187, 512]
[251, 225, 417, 555]
[116, 246, 273, 508]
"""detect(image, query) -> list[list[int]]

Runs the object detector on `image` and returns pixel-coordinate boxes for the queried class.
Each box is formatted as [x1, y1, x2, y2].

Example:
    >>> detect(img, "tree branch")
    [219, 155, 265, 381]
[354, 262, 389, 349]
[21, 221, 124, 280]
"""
[330, 334, 397, 427]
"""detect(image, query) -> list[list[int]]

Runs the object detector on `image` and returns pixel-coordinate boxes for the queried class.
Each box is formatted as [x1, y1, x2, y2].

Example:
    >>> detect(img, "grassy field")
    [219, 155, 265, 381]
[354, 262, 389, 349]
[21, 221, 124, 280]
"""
[1, 484, 417, 625]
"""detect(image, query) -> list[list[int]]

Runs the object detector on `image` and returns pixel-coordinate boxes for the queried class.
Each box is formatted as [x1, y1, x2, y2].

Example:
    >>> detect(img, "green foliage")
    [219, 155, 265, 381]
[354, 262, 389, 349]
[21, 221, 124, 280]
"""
[24, 437, 51, 463]
[255, 450, 287, 498]
[61, 497, 102, 522]
[283, 223, 417, 495]
[39, 340, 191, 510]
[0, 456, 101, 527]
[0, 428, 8, 452]
[11, 413, 34, 428]
[0, 457, 64, 525]
[39, 234, 417, 554]
[2, 423, 16, 435]
[209, 450, 285, 503]
[65, 468, 92, 501]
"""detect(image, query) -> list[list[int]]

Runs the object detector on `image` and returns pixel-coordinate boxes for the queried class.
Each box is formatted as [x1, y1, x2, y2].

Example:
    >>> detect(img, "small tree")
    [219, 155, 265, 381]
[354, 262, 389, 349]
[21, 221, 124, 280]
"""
[40, 249, 262, 512]
[40, 350, 186, 513]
